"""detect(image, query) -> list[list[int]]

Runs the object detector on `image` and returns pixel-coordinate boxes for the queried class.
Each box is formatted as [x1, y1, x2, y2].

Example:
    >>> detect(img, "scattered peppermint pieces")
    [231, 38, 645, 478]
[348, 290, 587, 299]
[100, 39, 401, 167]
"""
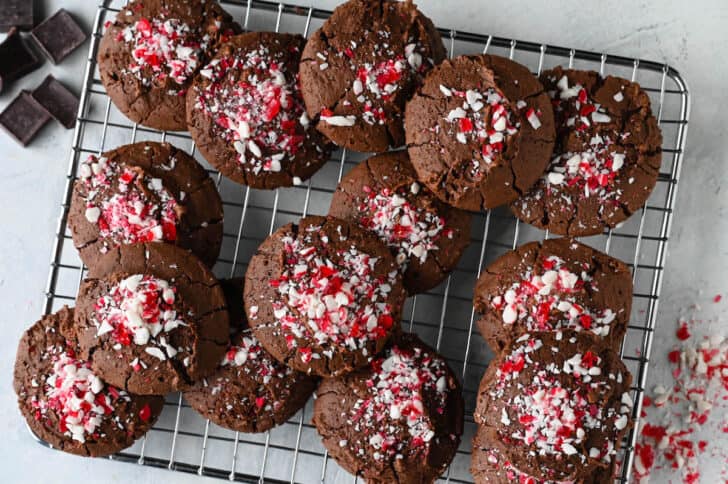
[357, 185, 450, 266]
[195, 43, 314, 175]
[79, 155, 180, 250]
[32, 351, 130, 443]
[348, 344, 450, 461]
[92, 275, 189, 366]
[489, 254, 616, 337]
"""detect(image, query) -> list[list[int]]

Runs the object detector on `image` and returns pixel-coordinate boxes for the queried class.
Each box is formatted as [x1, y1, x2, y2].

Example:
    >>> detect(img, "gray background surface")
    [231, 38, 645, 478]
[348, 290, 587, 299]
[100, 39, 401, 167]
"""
[1, 0, 726, 482]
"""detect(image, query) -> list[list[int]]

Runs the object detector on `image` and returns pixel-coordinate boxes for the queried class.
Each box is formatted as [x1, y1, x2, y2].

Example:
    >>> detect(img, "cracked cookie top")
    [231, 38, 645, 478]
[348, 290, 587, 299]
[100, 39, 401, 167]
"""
[299, 0, 446, 153]
[313, 333, 464, 484]
[329, 151, 472, 294]
[74, 243, 230, 395]
[474, 331, 633, 482]
[184, 278, 317, 433]
[244, 215, 406, 378]
[188, 32, 332, 189]
[474, 238, 632, 354]
[511, 67, 663, 236]
[98, 0, 240, 131]
[405, 54, 556, 212]
[13, 307, 164, 457]
[69, 141, 223, 269]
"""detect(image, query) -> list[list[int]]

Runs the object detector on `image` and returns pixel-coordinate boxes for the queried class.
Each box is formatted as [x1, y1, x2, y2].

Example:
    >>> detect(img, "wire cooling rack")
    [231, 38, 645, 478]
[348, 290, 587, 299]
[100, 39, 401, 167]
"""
[35, 0, 690, 482]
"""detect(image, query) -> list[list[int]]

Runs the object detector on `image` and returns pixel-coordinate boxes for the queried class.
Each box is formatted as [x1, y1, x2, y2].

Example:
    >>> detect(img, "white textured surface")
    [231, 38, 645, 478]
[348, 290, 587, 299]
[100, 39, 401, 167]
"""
[1, 0, 726, 482]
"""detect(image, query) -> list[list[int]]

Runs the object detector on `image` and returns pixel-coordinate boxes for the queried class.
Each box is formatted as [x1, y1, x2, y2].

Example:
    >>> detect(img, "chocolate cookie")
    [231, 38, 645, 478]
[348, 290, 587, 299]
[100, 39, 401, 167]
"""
[512, 67, 663, 236]
[405, 54, 556, 211]
[188, 32, 332, 188]
[75, 243, 229, 395]
[14, 307, 164, 457]
[470, 426, 614, 484]
[244, 215, 406, 378]
[98, 0, 239, 131]
[474, 238, 632, 353]
[299, 0, 446, 152]
[313, 333, 464, 484]
[68, 142, 223, 269]
[329, 151, 471, 294]
[474, 331, 633, 482]
[183, 278, 317, 433]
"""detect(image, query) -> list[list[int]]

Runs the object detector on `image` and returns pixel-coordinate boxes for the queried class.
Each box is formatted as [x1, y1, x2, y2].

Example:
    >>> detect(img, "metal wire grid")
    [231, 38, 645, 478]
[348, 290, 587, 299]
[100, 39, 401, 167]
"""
[32, 0, 690, 483]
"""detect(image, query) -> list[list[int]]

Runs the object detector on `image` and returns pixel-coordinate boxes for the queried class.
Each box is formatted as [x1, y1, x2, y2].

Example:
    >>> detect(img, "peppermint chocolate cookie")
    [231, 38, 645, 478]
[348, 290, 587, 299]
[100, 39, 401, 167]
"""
[244, 215, 406, 378]
[512, 67, 663, 236]
[184, 279, 317, 433]
[98, 0, 239, 131]
[68, 142, 223, 269]
[14, 307, 164, 457]
[188, 32, 332, 188]
[474, 238, 632, 353]
[313, 333, 463, 484]
[405, 54, 556, 211]
[299, 0, 446, 152]
[470, 426, 614, 484]
[75, 243, 229, 395]
[329, 151, 471, 294]
[474, 331, 633, 482]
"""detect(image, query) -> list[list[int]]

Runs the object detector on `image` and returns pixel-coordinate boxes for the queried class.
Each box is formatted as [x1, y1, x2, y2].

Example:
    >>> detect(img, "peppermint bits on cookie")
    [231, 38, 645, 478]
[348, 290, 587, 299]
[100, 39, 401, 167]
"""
[13, 308, 164, 457]
[68, 142, 224, 269]
[313, 334, 464, 484]
[512, 67, 663, 236]
[474, 238, 633, 353]
[74, 243, 229, 395]
[299, 0, 446, 152]
[474, 331, 633, 482]
[330, 151, 472, 294]
[98, 0, 239, 131]
[244, 215, 406, 378]
[405, 54, 556, 212]
[188, 32, 332, 189]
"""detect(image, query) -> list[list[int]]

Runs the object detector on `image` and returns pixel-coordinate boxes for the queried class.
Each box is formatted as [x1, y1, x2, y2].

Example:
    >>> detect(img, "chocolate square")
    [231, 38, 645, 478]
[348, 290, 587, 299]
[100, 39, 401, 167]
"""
[0, 28, 43, 93]
[31, 9, 87, 64]
[0, 91, 51, 146]
[31, 75, 79, 129]
[0, 0, 34, 32]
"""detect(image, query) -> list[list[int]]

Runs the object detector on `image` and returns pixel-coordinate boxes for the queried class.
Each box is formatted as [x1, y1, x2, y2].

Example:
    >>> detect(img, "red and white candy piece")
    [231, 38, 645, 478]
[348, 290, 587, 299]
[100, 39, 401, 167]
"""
[490, 255, 616, 337]
[79, 155, 180, 250]
[357, 185, 451, 266]
[349, 345, 449, 461]
[93, 274, 187, 365]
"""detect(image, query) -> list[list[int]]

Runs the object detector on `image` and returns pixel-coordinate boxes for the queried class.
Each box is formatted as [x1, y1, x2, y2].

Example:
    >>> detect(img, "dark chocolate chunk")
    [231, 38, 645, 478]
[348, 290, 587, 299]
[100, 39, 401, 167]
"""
[31, 9, 87, 64]
[0, 28, 43, 93]
[0, 91, 50, 146]
[0, 1, 34, 32]
[30, 75, 79, 129]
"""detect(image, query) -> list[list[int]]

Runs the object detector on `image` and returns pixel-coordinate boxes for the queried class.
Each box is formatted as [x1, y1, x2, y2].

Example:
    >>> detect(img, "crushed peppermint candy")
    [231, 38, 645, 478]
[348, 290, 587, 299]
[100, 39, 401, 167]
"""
[633, 305, 728, 484]
[264, 224, 398, 363]
[194, 43, 314, 175]
[483, 333, 632, 474]
[489, 255, 616, 338]
[543, 138, 626, 201]
[221, 332, 292, 385]
[477, 444, 582, 483]
[92, 275, 188, 364]
[537, 74, 627, 202]
[79, 155, 180, 250]
[31, 350, 130, 443]
[349, 344, 450, 461]
[314, 35, 432, 126]
[440, 85, 519, 177]
[117, 15, 210, 91]
[356, 184, 452, 266]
